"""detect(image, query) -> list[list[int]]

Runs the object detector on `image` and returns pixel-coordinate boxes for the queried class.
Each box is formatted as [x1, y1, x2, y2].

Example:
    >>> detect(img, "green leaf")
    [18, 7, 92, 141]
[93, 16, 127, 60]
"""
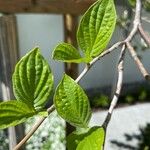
[12, 47, 54, 110]
[77, 0, 116, 58]
[54, 74, 91, 128]
[52, 42, 86, 63]
[67, 126, 105, 150]
[67, 127, 90, 150]
[128, 0, 136, 7]
[144, 0, 150, 11]
[0, 101, 36, 129]
[77, 127, 105, 150]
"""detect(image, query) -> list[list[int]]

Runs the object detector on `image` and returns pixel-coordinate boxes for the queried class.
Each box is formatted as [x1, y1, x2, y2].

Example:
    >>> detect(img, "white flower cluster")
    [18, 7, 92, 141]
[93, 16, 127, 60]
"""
[0, 130, 9, 150]
[26, 111, 66, 150]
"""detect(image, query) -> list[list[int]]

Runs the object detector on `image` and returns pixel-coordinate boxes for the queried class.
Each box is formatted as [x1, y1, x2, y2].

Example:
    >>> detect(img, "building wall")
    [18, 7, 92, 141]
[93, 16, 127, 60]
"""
[16, 9, 150, 90]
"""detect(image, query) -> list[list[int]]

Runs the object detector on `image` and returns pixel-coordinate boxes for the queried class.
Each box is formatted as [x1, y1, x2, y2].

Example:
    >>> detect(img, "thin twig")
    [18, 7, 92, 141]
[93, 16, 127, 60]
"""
[13, 105, 55, 150]
[103, 0, 150, 130]
[102, 44, 126, 129]
[14, 42, 122, 149]
[126, 42, 150, 80]
[125, 0, 141, 42]
[90, 41, 124, 66]
[14, 0, 150, 149]
[132, 6, 150, 46]
[76, 42, 124, 83]
[125, 0, 150, 80]
[75, 63, 91, 83]
[138, 24, 150, 46]
[14, 41, 122, 150]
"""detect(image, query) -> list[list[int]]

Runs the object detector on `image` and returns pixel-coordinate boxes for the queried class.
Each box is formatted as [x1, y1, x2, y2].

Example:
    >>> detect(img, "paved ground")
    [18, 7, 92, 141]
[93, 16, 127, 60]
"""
[90, 103, 150, 150]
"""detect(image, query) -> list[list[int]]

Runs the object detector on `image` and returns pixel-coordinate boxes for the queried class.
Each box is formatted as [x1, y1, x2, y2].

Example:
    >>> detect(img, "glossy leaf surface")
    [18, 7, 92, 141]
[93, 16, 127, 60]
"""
[0, 101, 36, 129]
[67, 126, 105, 150]
[13, 48, 53, 110]
[52, 43, 85, 63]
[77, 0, 116, 58]
[54, 74, 91, 128]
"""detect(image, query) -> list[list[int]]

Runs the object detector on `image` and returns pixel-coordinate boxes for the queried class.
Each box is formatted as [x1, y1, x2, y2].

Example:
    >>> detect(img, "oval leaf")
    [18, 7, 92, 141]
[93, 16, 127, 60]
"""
[52, 42, 85, 63]
[54, 74, 91, 128]
[12, 48, 54, 110]
[67, 126, 105, 150]
[0, 101, 36, 129]
[77, 0, 117, 58]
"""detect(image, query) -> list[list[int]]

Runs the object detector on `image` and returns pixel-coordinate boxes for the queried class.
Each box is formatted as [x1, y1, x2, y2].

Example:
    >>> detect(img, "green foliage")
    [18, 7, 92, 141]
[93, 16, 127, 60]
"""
[143, 0, 150, 11]
[52, 43, 85, 63]
[0, 48, 53, 129]
[77, 0, 116, 58]
[138, 89, 147, 101]
[54, 74, 91, 128]
[0, 101, 36, 129]
[91, 94, 109, 108]
[128, 0, 136, 7]
[139, 123, 150, 150]
[0, 0, 117, 148]
[52, 0, 117, 63]
[52, 3, 117, 145]
[123, 86, 150, 104]
[125, 95, 135, 104]
[13, 47, 53, 110]
[67, 127, 105, 150]
[90, 84, 150, 108]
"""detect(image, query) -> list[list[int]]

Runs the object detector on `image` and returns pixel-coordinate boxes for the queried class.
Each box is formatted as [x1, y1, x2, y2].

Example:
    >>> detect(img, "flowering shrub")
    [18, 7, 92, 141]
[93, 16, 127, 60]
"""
[26, 111, 65, 150]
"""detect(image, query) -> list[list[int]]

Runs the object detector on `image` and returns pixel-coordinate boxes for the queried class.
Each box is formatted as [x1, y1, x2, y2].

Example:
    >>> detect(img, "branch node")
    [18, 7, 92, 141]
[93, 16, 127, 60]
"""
[138, 24, 150, 47]
[126, 42, 150, 81]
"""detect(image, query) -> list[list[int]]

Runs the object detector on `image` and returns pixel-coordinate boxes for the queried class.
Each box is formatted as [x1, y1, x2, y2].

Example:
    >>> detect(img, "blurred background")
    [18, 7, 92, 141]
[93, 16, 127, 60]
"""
[0, 0, 150, 149]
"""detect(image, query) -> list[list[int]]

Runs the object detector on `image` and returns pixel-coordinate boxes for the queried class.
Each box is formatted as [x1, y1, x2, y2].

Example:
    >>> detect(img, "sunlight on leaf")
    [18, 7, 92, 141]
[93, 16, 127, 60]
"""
[13, 47, 54, 110]
[67, 126, 105, 150]
[52, 42, 86, 63]
[0, 101, 37, 129]
[77, 0, 116, 58]
[54, 74, 91, 128]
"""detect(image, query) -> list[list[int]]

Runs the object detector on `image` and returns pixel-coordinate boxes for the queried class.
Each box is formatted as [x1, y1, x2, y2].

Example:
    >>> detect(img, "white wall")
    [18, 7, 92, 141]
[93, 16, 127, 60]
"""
[17, 14, 64, 86]
[16, 10, 150, 90]
[90, 103, 150, 149]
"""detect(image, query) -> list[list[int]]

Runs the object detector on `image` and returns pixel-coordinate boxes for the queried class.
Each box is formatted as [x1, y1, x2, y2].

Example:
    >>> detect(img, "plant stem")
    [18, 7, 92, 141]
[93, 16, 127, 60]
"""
[102, 44, 126, 129]
[126, 42, 150, 80]
[103, 0, 150, 131]
[13, 41, 122, 150]
[13, 105, 55, 150]
[138, 24, 150, 46]
[75, 63, 91, 83]
[90, 41, 124, 66]
[14, 0, 150, 149]
[125, 0, 141, 42]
